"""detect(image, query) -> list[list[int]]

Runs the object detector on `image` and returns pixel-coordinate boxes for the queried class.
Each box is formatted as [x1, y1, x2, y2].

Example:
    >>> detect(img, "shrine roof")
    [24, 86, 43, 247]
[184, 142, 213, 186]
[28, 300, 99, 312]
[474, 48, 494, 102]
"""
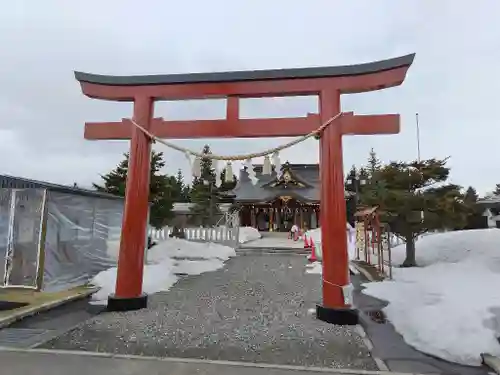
[233, 164, 318, 202]
[74, 54, 415, 86]
[233, 163, 351, 203]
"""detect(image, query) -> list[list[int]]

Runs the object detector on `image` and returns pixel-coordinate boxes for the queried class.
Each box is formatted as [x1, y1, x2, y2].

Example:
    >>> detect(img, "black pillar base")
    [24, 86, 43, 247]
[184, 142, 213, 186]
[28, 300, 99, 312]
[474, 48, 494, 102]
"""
[316, 304, 359, 325]
[107, 293, 148, 312]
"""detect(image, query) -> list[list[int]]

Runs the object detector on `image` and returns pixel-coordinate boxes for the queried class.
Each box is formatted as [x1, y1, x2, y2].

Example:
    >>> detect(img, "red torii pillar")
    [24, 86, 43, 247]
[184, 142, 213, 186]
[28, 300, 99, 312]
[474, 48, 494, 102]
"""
[75, 54, 414, 324]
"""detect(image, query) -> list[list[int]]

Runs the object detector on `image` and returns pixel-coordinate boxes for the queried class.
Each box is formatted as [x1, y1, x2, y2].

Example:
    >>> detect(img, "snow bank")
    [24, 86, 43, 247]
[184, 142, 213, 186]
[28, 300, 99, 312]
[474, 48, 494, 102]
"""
[91, 238, 236, 305]
[305, 224, 356, 261]
[238, 226, 261, 244]
[305, 261, 322, 274]
[362, 229, 500, 366]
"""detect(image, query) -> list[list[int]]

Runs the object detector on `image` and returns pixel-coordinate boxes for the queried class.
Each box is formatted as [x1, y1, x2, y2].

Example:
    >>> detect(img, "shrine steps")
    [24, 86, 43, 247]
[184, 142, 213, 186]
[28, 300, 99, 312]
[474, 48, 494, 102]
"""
[236, 247, 310, 256]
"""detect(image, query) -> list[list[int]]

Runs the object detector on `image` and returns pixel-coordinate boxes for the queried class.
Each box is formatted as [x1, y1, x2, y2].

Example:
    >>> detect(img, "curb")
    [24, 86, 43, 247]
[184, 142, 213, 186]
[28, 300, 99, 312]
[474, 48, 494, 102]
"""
[350, 262, 389, 372]
[0, 346, 424, 375]
[482, 353, 500, 374]
[0, 287, 98, 329]
[350, 262, 377, 282]
[355, 325, 389, 372]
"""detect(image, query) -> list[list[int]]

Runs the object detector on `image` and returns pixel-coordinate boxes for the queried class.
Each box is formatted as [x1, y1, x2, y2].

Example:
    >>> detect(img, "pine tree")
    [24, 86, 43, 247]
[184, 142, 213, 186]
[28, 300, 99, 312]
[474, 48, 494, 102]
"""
[494, 184, 500, 196]
[93, 156, 128, 197]
[344, 165, 358, 225]
[189, 145, 221, 226]
[464, 186, 479, 205]
[345, 165, 358, 193]
[360, 158, 467, 267]
[463, 186, 484, 229]
[93, 151, 174, 229]
[367, 148, 381, 178]
[219, 168, 238, 192]
[171, 169, 190, 202]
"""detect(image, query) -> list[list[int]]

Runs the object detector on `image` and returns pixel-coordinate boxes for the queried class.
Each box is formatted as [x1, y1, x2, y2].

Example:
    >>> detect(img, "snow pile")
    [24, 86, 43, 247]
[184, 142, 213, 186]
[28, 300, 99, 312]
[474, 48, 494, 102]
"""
[305, 224, 356, 261]
[305, 261, 322, 274]
[362, 229, 500, 366]
[91, 238, 236, 305]
[238, 226, 261, 244]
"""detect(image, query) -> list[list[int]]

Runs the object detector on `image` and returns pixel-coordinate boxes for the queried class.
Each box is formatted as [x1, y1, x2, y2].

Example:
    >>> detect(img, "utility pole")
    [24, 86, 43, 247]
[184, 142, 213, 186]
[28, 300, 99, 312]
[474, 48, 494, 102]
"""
[209, 182, 214, 226]
[416, 112, 421, 162]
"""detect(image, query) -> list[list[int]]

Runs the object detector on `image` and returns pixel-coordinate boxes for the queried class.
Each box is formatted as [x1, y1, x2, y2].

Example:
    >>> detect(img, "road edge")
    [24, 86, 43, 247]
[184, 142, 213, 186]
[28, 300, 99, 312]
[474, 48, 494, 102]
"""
[0, 346, 422, 375]
[349, 262, 390, 372]
[0, 287, 98, 329]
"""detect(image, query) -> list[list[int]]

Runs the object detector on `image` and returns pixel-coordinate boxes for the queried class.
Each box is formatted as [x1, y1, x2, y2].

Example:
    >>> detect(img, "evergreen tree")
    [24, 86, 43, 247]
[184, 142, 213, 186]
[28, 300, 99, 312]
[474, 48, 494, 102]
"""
[171, 169, 190, 202]
[360, 158, 467, 267]
[344, 165, 358, 225]
[219, 168, 238, 192]
[464, 186, 479, 204]
[463, 186, 485, 229]
[345, 165, 358, 193]
[93, 151, 174, 229]
[367, 148, 381, 178]
[358, 167, 370, 195]
[189, 145, 221, 226]
[494, 184, 500, 196]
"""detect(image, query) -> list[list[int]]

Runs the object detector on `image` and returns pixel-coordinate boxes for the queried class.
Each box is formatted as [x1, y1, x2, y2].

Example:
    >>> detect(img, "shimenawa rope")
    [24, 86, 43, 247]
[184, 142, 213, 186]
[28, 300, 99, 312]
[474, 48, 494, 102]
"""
[129, 111, 344, 161]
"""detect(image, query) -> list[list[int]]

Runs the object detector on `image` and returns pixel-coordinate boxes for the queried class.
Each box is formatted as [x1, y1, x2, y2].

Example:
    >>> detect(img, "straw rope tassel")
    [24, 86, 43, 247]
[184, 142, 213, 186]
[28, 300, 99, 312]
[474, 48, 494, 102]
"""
[263, 155, 272, 175]
[225, 162, 234, 182]
[192, 156, 202, 178]
[272, 151, 281, 176]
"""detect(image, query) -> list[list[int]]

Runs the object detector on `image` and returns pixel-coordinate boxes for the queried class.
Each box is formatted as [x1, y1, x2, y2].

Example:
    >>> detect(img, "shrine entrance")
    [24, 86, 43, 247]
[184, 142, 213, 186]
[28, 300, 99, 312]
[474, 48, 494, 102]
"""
[75, 53, 414, 325]
[239, 197, 319, 232]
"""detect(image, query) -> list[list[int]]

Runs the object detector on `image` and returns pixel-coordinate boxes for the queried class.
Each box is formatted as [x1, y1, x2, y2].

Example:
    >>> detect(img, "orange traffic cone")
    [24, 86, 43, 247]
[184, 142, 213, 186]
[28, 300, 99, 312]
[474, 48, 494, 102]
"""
[304, 235, 311, 248]
[308, 240, 317, 263]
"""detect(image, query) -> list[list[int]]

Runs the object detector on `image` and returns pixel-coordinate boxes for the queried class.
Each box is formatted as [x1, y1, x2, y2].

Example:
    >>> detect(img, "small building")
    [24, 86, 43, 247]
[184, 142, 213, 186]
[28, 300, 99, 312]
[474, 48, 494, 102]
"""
[232, 162, 352, 232]
[477, 196, 500, 228]
[0, 174, 124, 292]
[171, 202, 232, 227]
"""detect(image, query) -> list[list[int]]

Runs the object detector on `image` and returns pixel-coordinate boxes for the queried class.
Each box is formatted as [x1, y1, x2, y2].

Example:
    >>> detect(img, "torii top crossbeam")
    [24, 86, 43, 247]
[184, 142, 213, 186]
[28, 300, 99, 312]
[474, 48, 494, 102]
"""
[75, 53, 414, 324]
[76, 54, 414, 140]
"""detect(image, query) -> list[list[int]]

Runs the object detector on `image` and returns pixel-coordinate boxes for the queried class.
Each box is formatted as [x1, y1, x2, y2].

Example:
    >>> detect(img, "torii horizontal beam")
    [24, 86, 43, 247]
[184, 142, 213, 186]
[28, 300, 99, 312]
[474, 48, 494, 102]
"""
[83, 113, 400, 140]
[74, 54, 415, 100]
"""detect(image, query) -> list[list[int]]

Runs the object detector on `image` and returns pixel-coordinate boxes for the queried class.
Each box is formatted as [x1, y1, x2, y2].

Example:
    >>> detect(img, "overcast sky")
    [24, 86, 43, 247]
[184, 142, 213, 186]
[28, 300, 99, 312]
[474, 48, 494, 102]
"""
[1, 1, 498, 194]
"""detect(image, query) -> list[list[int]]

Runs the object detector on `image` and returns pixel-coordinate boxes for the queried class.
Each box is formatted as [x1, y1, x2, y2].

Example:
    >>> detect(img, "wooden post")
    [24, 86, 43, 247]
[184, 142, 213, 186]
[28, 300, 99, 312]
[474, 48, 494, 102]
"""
[316, 89, 357, 325]
[109, 96, 153, 311]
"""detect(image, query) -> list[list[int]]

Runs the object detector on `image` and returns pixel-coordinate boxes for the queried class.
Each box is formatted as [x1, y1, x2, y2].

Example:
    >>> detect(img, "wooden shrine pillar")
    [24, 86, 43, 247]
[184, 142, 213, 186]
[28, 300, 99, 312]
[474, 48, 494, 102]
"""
[250, 208, 257, 228]
[317, 89, 351, 322]
[112, 96, 153, 310]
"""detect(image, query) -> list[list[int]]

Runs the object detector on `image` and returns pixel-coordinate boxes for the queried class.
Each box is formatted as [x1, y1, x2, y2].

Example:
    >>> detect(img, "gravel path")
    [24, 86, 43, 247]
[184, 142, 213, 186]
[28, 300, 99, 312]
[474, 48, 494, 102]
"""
[40, 255, 377, 370]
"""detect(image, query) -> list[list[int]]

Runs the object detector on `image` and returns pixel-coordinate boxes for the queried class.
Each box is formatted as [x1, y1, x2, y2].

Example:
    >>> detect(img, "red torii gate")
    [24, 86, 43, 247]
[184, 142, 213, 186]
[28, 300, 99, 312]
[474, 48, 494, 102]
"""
[75, 54, 414, 325]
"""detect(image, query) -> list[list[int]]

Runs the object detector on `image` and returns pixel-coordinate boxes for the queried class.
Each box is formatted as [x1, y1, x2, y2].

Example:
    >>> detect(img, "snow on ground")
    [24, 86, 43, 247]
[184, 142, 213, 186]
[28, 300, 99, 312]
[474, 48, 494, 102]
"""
[238, 226, 261, 244]
[362, 228, 500, 366]
[305, 224, 356, 260]
[92, 238, 236, 305]
[305, 261, 323, 274]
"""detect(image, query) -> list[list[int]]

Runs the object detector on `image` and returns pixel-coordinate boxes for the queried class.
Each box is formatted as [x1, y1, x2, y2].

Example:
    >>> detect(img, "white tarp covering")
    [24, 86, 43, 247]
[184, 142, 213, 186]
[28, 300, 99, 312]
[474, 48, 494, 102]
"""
[0, 188, 122, 292]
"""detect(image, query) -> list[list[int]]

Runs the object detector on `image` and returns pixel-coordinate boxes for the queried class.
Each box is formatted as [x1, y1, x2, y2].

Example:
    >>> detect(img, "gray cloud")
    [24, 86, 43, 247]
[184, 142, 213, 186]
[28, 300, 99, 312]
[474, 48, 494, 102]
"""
[1, 0, 498, 193]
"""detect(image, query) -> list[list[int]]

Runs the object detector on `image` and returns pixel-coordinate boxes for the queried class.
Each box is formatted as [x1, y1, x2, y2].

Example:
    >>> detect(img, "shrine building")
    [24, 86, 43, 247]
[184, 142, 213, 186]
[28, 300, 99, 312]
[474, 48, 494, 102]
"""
[232, 162, 352, 232]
